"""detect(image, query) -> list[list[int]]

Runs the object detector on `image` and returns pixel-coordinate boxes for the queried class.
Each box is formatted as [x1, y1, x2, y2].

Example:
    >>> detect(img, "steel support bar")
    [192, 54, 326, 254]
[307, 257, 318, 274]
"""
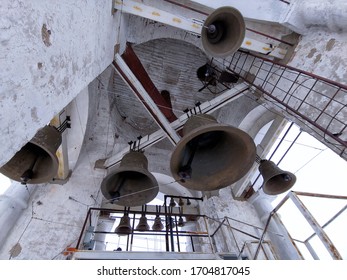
[288, 192, 343, 260]
[114, 0, 287, 59]
[203, 216, 215, 253]
[305, 203, 347, 243]
[305, 240, 320, 260]
[104, 83, 249, 168]
[294, 191, 347, 200]
[226, 218, 241, 254]
[225, 216, 284, 237]
[112, 54, 181, 145]
[253, 212, 273, 259]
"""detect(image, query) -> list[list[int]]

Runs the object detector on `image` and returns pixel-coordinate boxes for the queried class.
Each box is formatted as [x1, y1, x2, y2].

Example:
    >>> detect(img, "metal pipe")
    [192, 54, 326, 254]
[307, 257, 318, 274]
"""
[211, 218, 226, 237]
[75, 207, 92, 249]
[305, 203, 347, 243]
[305, 240, 320, 260]
[294, 191, 347, 200]
[93, 230, 207, 236]
[289, 192, 342, 259]
[277, 131, 302, 166]
[226, 218, 241, 254]
[224, 216, 284, 237]
[253, 212, 273, 259]
[169, 209, 175, 252]
[174, 215, 181, 252]
[203, 216, 215, 253]
[164, 198, 169, 252]
[190, 236, 195, 252]
[129, 211, 136, 251]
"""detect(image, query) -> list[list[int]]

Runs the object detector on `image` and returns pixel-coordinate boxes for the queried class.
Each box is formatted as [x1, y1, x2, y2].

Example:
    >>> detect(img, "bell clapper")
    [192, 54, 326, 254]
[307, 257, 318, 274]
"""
[20, 155, 38, 185]
[207, 24, 216, 34]
[178, 142, 197, 181]
[110, 176, 126, 202]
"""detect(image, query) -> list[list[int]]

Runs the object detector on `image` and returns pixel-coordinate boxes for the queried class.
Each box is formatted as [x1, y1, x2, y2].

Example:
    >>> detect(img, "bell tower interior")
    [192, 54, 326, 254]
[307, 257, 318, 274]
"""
[1, 0, 347, 261]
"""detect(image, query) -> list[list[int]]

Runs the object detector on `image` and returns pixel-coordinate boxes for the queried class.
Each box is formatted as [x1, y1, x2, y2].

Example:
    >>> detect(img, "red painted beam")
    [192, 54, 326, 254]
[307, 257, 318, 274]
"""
[121, 43, 178, 123]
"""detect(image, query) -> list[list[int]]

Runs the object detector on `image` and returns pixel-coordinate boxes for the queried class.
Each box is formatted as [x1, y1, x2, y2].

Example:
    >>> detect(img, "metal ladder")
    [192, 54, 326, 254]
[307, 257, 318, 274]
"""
[222, 50, 347, 159]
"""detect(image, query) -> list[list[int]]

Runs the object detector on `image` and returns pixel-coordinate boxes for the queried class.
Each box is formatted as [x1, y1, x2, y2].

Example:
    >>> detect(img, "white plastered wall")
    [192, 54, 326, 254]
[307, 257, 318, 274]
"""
[0, 0, 118, 166]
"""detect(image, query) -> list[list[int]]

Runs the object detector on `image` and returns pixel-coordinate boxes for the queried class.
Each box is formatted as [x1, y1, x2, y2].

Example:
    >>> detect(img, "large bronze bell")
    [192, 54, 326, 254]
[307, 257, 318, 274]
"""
[258, 160, 297, 195]
[101, 151, 159, 206]
[170, 114, 256, 191]
[0, 125, 62, 184]
[201, 6, 245, 58]
[115, 209, 132, 235]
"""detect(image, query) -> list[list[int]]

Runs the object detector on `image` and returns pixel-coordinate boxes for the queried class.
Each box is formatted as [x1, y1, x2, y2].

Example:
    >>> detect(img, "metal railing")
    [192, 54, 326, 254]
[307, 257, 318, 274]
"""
[202, 215, 281, 260]
[224, 50, 347, 159]
[255, 191, 347, 260]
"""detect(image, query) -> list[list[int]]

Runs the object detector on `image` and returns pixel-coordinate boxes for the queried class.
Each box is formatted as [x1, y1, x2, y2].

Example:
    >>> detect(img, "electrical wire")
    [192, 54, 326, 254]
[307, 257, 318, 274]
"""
[103, 179, 181, 204]
[292, 147, 327, 175]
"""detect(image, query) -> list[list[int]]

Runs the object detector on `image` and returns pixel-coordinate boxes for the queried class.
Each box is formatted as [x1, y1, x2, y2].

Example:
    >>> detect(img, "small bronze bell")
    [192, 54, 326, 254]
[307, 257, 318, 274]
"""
[169, 197, 176, 207]
[136, 205, 150, 231]
[101, 151, 158, 206]
[201, 6, 245, 58]
[177, 216, 185, 227]
[259, 160, 296, 195]
[152, 216, 164, 231]
[178, 197, 184, 207]
[115, 207, 132, 235]
[152, 206, 164, 231]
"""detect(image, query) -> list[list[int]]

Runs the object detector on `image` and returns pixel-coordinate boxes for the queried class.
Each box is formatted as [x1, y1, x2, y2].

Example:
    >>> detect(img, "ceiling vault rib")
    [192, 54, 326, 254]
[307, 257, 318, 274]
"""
[103, 82, 250, 169]
[112, 54, 181, 146]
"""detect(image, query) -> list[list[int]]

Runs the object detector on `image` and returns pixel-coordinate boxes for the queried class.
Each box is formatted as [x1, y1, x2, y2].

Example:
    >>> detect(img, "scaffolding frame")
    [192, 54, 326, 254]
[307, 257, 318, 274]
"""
[254, 191, 347, 260]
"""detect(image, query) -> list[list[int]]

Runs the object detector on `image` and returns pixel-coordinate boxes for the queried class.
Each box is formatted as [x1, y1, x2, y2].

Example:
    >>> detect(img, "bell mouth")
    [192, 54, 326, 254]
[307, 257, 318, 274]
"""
[201, 6, 245, 58]
[0, 125, 61, 184]
[170, 124, 256, 191]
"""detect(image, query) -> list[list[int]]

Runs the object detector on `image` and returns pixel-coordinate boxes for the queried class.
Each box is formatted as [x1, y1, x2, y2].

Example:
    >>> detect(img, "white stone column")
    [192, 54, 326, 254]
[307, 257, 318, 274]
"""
[249, 190, 302, 259]
[0, 182, 35, 249]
